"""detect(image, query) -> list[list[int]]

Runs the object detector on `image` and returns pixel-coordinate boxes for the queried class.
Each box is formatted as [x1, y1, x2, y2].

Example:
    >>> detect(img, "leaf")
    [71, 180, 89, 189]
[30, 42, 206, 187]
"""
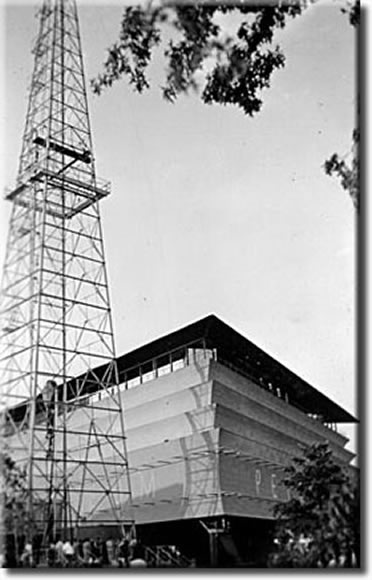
[269, 442, 359, 568]
[91, 2, 306, 117]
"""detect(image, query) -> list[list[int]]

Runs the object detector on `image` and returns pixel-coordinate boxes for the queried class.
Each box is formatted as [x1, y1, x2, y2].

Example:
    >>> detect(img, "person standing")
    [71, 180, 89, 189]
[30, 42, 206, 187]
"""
[47, 543, 56, 567]
[20, 543, 33, 568]
[82, 538, 91, 566]
[105, 537, 116, 566]
[96, 537, 109, 566]
[129, 539, 147, 568]
[72, 539, 84, 567]
[62, 540, 74, 567]
[55, 538, 66, 567]
[117, 536, 130, 568]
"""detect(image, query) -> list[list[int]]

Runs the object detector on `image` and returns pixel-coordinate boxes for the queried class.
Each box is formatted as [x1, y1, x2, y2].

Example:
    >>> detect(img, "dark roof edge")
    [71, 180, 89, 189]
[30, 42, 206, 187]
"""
[114, 313, 357, 424]
[5, 314, 357, 426]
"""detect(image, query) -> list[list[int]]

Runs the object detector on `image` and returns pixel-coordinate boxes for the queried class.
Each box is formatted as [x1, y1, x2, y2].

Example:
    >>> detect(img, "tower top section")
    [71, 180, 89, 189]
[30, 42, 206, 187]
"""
[7, 0, 110, 219]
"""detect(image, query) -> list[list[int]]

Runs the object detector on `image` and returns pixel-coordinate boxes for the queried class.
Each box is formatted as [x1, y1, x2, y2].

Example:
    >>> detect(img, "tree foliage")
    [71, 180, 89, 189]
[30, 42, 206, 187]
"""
[92, 0, 359, 208]
[340, 0, 360, 26]
[91, 1, 307, 116]
[1, 453, 28, 564]
[324, 128, 359, 212]
[269, 442, 360, 568]
[323, 0, 359, 211]
[2, 453, 28, 529]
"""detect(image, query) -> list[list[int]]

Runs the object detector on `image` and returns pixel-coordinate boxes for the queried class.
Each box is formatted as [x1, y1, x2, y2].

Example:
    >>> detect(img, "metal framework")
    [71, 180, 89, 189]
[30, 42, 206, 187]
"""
[1, 0, 134, 553]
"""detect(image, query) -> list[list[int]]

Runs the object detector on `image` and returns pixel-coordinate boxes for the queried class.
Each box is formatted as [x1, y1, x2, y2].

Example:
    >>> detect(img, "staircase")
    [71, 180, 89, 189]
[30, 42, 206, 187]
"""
[145, 545, 193, 568]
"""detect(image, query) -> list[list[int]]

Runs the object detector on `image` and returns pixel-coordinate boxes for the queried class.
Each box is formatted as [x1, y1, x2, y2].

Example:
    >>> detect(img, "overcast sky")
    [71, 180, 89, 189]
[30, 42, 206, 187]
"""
[0, 1, 357, 452]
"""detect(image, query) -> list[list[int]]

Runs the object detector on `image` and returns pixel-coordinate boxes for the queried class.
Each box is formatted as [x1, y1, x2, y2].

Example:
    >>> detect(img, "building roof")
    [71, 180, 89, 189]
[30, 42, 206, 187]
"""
[112, 314, 355, 423]
[7, 314, 356, 425]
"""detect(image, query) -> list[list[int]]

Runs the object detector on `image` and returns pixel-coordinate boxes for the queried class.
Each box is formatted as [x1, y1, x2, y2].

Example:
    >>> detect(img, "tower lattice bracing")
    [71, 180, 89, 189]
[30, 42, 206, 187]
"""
[1, 0, 134, 550]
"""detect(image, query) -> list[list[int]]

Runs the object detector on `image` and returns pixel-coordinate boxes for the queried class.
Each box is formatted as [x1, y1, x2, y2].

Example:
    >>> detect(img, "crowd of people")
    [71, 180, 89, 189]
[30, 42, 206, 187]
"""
[18, 535, 147, 568]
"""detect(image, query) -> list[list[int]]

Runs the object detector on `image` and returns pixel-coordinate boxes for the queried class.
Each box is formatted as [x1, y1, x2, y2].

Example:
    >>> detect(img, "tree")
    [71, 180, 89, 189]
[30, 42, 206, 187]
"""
[324, 127, 359, 212]
[339, 0, 360, 26]
[323, 0, 359, 211]
[91, 1, 307, 116]
[1, 453, 28, 566]
[269, 442, 359, 568]
[91, 0, 359, 208]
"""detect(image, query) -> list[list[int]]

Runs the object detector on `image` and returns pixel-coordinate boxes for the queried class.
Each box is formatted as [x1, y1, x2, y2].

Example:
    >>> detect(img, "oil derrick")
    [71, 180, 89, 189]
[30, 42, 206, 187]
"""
[0, 0, 134, 556]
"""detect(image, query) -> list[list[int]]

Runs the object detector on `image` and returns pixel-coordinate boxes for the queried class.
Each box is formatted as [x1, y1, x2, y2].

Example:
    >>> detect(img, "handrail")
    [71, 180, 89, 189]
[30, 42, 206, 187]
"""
[145, 545, 192, 568]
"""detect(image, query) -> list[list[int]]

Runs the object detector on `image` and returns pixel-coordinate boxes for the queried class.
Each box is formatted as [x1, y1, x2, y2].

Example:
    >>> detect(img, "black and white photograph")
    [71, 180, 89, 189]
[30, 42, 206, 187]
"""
[0, 0, 361, 570]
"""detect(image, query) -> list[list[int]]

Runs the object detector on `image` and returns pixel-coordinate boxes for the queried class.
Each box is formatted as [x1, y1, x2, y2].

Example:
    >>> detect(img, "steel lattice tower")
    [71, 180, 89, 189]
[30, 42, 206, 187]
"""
[1, 0, 134, 552]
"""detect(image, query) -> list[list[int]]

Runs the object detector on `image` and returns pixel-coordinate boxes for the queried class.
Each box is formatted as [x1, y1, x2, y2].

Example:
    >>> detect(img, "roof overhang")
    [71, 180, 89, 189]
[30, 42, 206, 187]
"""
[6, 314, 357, 425]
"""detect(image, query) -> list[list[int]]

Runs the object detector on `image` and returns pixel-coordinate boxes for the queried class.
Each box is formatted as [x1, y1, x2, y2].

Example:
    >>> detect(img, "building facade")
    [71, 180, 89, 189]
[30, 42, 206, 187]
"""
[5, 314, 356, 566]
[84, 314, 356, 565]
